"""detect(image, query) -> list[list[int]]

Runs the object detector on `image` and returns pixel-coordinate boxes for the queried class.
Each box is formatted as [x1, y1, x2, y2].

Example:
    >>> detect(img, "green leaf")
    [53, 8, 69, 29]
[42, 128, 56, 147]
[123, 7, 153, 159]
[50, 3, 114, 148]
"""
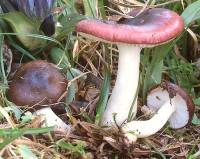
[65, 71, 78, 106]
[0, 12, 46, 50]
[193, 98, 200, 105]
[4, 106, 22, 120]
[20, 112, 33, 124]
[83, 0, 97, 17]
[22, 127, 54, 135]
[150, 60, 163, 84]
[192, 114, 200, 125]
[181, 0, 200, 27]
[128, 80, 140, 121]
[0, 130, 23, 150]
[0, 127, 53, 149]
[56, 13, 85, 41]
[57, 140, 86, 156]
[65, 69, 87, 106]
[49, 47, 71, 71]
[7, 36, 36, 60]
[95, 66, 111, 124]
[0, 27, 6, 86]
[98, 0, 106, 18]
[18, 145, 38, 159]
[0, 32, 64, 50]
[142, 42, 174, 101]
[188, 150, 200, 159]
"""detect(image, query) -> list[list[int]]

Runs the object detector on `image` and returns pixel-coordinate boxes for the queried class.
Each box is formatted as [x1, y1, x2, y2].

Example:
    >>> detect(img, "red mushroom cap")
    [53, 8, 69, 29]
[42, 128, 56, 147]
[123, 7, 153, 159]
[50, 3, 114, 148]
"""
[7, 60, 68, 107]
[76, 8, 184, 45]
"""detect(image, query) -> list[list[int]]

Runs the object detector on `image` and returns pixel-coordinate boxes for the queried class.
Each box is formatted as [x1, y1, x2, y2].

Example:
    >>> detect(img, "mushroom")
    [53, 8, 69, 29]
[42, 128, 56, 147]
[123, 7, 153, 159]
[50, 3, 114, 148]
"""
[76, 8, 184, 126]
[7, 60, 69, 130]
[121, 82, 195, 142]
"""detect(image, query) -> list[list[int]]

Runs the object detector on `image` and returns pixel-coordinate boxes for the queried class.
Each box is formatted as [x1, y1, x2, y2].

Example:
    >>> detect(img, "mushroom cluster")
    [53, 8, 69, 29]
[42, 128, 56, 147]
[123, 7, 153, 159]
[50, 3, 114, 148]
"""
[7, 60, 69, 130]
[76, 8, 184, 126]
[121, 82, 195, 143]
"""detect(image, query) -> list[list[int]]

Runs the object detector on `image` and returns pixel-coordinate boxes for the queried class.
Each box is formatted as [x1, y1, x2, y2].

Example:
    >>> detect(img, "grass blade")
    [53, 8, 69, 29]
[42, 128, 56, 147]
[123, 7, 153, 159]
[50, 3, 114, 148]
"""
[8, 36, 36, 60]
[95, 65, 111, 124]
[0, 27, 7, 86]
[83, 0, 97, 17]
[0, 127, 53, 149]
[181, 0, 200, 27]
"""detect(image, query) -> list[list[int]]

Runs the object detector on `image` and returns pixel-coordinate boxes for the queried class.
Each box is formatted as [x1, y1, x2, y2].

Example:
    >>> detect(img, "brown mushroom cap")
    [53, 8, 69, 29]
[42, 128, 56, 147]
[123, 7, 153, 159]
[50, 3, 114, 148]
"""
[147, 82, 195, 129]
[7, 60, 68, 106]
[76, 8, 184, 45]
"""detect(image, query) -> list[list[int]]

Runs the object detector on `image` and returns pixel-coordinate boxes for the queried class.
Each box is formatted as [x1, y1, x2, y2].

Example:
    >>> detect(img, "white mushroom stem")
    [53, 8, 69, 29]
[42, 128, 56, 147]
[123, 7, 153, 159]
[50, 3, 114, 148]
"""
[101, 44, 141, 126]
[122, 100, 175, 140]
[34, 107, 70, 130]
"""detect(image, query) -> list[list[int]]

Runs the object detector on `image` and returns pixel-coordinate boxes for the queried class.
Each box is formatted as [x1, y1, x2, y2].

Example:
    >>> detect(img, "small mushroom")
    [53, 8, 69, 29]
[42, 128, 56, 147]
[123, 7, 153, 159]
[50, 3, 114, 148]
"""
[76, 8, 184, 126]
[121, 82, 195, 143]
[7, 60, 69, 130]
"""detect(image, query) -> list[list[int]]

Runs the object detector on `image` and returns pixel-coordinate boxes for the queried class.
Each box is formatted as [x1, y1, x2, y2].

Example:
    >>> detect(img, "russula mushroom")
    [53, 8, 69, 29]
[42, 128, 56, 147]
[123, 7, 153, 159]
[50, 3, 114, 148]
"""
[122, 82, 195, 142]
[7, 60, 69, 130]
[76, 8, 184, 126]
